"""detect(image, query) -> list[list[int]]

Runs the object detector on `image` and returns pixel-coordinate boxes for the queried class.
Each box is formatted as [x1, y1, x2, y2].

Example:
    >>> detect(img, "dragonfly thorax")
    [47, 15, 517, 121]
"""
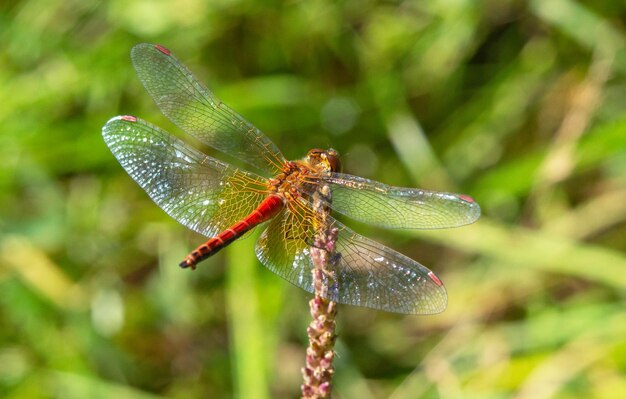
[269, 149, 340, 203]
[269, 161, 310, 202]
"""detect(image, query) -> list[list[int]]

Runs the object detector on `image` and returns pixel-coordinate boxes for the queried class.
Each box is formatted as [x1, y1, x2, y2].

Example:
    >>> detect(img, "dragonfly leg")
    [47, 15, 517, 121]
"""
[329, 252, 341, 266]
[304, 236, 321, 249]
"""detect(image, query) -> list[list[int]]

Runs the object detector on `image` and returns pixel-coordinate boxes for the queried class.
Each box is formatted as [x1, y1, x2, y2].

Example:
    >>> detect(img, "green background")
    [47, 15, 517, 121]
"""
[1, 0, 625, 398]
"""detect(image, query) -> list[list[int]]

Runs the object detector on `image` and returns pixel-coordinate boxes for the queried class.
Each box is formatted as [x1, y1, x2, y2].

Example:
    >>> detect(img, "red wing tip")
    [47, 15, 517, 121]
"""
[459, 194, 475, 203]
[120, 115, 137, 122]
[154, 44, 171, 55]
[428, 271, 443, 287]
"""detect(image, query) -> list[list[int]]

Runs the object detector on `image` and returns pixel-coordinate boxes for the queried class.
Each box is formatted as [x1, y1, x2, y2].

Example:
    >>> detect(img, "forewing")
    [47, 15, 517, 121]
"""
[255, 201, 447, 314]
[102, 115, 269, 237]
[313, 173, 480, 229]
[130, 43, 286, 176]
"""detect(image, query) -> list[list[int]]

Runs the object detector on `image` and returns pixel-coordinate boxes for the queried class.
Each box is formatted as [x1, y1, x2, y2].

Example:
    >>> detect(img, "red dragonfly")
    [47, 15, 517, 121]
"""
[102, 43, 480, 314]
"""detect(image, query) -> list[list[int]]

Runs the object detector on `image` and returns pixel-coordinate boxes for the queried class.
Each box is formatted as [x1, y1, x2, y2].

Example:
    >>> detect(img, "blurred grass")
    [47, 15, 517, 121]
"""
[1, 0, 625, 398]
[226, 234, 270, 399]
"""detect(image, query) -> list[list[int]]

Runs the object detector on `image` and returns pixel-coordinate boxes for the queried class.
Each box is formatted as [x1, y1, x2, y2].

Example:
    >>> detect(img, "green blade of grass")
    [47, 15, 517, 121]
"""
[226, 235, 269, 399]
[409, 218, 626, 290]
[45, 370, 167, 399]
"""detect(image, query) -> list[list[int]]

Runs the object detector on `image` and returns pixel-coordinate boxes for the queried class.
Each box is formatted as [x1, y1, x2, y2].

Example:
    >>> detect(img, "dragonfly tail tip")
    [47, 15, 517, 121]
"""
[179, 260, 196, 270]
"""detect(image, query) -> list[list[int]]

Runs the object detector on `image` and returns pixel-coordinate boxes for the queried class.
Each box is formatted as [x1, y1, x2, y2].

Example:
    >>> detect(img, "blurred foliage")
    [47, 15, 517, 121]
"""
[1, 0, 625, 398]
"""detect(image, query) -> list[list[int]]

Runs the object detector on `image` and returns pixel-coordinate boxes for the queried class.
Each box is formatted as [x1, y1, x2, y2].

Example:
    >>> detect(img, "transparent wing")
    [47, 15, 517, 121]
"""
[255, 201, 447, 314]
[303, 173, 481, 229]
[102, 115, 269, 237]
[130, 43, 286, 176]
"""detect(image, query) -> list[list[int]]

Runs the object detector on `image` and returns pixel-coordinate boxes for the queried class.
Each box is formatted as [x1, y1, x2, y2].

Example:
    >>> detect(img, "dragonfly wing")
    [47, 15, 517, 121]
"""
[311, 173, 480, 229]
[255, 206, 316, 293]
[102, 115, 269, 237]
[130, 43, 286, 176]
[255, 202, 447, 314]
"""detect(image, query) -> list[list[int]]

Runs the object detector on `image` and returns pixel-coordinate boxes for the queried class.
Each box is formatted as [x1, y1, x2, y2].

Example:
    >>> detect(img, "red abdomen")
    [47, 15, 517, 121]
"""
[180, 195, 284, 269]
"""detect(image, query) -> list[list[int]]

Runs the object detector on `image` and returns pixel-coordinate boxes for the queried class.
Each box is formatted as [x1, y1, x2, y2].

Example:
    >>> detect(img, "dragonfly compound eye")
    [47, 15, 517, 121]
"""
[325, 149, 342, 173]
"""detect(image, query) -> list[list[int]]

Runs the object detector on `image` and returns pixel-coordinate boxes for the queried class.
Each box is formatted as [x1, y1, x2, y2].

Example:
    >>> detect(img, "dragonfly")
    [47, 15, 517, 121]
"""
[102, 43, 480, 315]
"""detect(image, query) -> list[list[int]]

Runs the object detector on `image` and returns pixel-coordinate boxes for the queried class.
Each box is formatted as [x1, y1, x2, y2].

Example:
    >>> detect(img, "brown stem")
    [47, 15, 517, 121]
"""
[301, 184, 338, 399]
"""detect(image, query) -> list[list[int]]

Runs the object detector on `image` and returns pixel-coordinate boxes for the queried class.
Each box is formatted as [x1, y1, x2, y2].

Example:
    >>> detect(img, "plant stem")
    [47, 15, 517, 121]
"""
[301, 184, 338, 399]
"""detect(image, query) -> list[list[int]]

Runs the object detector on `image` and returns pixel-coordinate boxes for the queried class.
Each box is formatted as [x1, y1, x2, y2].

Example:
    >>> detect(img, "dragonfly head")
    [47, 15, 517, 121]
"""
[306, 148, 342, 173]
